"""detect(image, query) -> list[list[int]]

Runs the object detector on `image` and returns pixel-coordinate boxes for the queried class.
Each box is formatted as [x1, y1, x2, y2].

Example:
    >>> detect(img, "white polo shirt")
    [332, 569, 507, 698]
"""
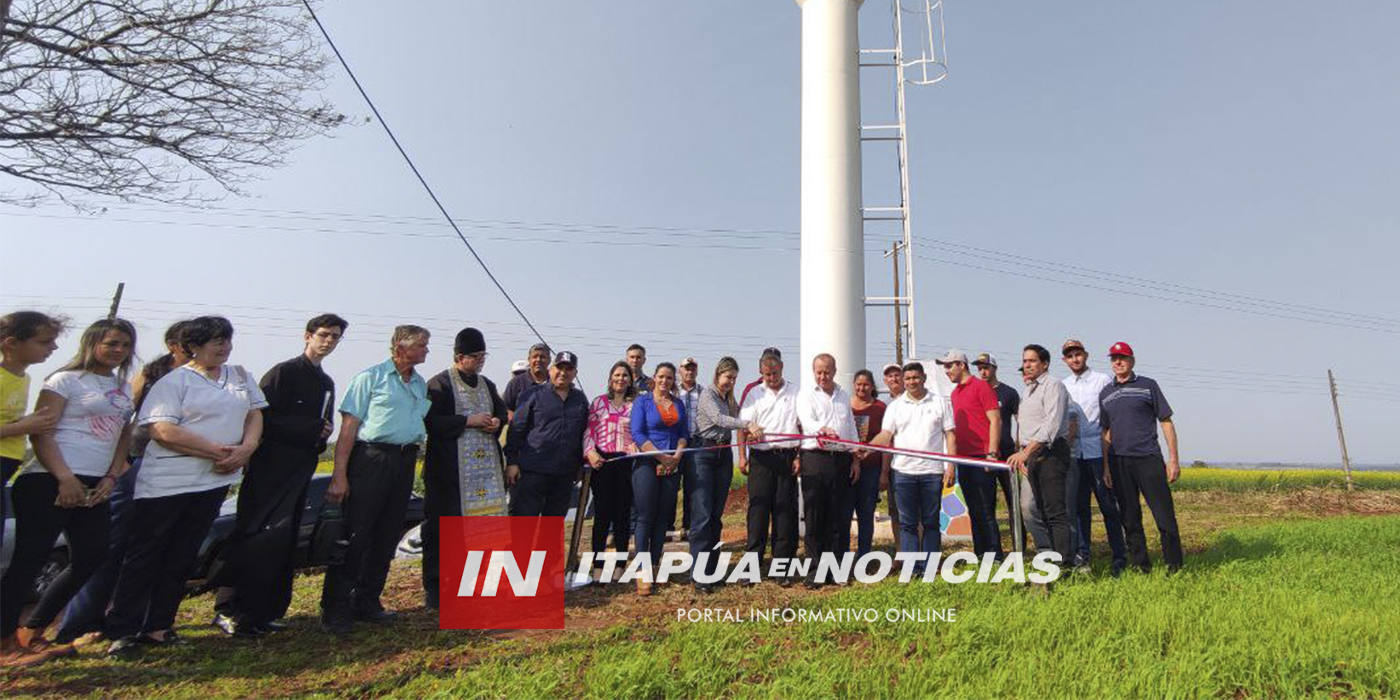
[137, 364, 268, 498]
[794, 383, 859, 451]
[738, 379, 801, 450]
[883, 390, 956, 475]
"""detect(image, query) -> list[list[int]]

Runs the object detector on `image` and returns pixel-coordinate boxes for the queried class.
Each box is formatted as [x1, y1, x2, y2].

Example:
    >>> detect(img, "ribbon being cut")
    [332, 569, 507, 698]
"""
[607, 433, 1011, 472]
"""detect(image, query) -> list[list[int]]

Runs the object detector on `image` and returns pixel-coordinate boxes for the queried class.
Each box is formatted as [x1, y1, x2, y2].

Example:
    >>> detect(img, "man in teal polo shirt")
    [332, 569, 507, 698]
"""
[320, 325, 431, 635]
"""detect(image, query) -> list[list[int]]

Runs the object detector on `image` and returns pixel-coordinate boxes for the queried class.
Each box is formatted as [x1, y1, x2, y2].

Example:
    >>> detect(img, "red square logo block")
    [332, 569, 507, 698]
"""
[438, 516, 566, 630]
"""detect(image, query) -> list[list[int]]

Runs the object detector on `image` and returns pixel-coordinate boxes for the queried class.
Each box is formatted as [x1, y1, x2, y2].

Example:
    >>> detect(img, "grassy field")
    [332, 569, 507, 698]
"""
[5, 483, 1399, 699]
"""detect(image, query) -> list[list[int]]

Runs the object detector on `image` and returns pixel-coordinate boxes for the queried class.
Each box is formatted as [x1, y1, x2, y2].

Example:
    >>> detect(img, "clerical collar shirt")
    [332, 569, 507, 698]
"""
[738, 380, 801, 450]
[1018, 373, 1070, 449]
[1062, 369, 1113, 459]
[795, 384, 859, 451]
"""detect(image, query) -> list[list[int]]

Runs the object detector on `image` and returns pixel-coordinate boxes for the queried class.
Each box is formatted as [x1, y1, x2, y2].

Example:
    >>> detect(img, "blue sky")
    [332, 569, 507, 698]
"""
[2, 0, 1396, 463]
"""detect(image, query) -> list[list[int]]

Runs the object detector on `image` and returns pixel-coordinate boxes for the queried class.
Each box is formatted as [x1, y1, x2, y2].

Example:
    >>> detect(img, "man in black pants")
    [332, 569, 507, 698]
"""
[422, 328, 507, 609]
[1099, 342, 1183, 573]
[320, 326, 432, 635]
[794, 353, 858, 588]
[504, 351, 588, 517]
[737, 353, 801, 584]
[213, 314, 345, 637]
[1006, 344, 1074, 571]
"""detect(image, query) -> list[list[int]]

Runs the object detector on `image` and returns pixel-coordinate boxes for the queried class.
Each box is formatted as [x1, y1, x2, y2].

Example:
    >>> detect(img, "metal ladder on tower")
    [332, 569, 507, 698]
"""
[860, 0, 947, 363]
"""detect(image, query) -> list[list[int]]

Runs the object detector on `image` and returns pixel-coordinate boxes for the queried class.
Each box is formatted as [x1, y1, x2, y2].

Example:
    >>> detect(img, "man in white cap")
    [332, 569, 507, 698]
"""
[937, 349, 1002, 560]
[1060, 338, 1126, 575]
[510, 359, 528, 378]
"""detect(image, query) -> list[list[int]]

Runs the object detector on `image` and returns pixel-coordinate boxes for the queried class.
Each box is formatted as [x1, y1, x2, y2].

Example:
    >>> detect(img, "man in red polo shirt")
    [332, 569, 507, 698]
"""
[937, 349, 1004, 559]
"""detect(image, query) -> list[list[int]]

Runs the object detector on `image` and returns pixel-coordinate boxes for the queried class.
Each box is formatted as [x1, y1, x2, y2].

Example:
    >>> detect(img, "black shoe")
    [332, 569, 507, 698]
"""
[261, 619, 290, 633]
[137, 630, 187, 646]
[693, 582, 716, 594]
[107, 636, 144, 659]
[212, 613, 267, 639]
[777, 577, 796, 588]
[803, 578, 823, 590]
[321, 616, 354, 636]
[353, 609, 399, 624]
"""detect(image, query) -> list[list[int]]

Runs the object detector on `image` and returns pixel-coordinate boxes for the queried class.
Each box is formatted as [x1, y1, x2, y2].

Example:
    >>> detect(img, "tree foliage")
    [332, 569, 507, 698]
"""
[0, 0, 345, 206]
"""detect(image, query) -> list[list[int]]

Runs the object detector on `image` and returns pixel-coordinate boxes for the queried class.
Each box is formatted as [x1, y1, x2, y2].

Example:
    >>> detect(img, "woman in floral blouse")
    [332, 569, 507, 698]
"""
[583, 362, 638, 566]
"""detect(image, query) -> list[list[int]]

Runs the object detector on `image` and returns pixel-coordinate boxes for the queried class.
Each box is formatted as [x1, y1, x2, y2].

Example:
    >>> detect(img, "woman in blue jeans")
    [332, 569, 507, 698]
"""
[688, 357, 757, 593]
[843, 369, 886, 558]
[870, 362, 957, 574]
[627, 362, 688, 596]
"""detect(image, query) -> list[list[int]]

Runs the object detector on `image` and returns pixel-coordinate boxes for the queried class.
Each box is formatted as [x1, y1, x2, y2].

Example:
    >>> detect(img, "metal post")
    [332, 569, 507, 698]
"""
[107, 282, 125, 320]
[1008, 467, 1025, 556]
[1327, 369, 1354, 492]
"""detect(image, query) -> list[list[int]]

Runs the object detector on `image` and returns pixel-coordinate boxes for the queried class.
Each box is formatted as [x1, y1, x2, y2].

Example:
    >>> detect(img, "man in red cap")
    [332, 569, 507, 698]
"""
[1098, 342, 1183, 573]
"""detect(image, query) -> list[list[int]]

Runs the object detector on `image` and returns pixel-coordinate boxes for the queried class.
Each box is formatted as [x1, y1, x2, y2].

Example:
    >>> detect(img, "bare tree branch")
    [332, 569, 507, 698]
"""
[0, 0, 345, 207]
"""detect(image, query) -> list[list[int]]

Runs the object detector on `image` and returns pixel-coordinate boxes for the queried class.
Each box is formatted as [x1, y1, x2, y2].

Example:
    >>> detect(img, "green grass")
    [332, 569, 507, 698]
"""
[1176, 467, 1400, 492]
[8, 499, 1399, 699]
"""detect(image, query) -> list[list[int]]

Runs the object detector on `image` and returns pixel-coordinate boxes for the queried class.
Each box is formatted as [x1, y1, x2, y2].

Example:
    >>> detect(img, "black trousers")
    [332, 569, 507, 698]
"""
[745, 449, 799, 563]
[213, 441, 319, 625]
[1026, 439, 1073, 566]
[107, 486, 227, 639]
[589, 455, 634, 558]
[799, 450, 850, 569]
[0, 457, 20, 547]
[319, 442, 416, 618]
[1111, 454, 1184, 572]
[959, 465, 1003, 557]
[0, 473, 109, 638]
[508, 470, 574, 517]
[420, 461, 459, 599]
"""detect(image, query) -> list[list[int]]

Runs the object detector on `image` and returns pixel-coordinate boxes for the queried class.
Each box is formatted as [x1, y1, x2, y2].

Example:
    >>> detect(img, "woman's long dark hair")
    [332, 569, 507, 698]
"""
[134, 320, 192, 412]
[606, 361, 636, 402]
[50, 318, 138, 385]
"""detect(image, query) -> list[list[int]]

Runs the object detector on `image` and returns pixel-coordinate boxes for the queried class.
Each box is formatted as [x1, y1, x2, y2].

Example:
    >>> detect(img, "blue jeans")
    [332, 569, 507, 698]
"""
[686, 447, 732, 577]
[56, 459, 141, 642]
[841, 459, 881, 557]
[893, 471, 943, 571]
[1068, 457, 1127, 568]
[958, 465, 1003, 558]
[631, 457, 680, 568]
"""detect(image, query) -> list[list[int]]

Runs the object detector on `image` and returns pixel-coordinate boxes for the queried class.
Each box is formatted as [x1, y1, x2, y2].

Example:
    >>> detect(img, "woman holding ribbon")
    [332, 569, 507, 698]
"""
[688, 356, 760, 593]
[627, 362, 687, 595]
[843, 369, 886, 558]
[583, 361, 638, 568]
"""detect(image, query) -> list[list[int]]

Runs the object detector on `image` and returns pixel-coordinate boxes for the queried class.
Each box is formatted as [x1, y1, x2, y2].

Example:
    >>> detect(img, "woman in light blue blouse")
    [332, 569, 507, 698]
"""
[627, 362, 687, 596]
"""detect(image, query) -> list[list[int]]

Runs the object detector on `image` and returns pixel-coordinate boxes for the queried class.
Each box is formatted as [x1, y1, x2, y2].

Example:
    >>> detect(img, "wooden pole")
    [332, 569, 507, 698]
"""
[565, 468, 593, 583]
[1327, 370, 1354, 492]
[107, 282, 125, 320]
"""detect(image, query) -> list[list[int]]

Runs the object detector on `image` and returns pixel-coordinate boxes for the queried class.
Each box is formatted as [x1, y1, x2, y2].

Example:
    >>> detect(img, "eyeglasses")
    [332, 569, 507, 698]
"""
[466, 352, 489, 360]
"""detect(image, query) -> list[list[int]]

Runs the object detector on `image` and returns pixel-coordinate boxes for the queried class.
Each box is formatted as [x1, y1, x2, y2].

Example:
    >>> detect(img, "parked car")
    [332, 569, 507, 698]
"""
[193, 474, 425, 590]
[2, 475, 425, 602]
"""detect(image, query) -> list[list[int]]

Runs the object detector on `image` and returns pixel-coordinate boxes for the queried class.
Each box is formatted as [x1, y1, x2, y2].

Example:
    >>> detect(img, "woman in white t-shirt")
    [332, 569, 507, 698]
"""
[105, 316, 266, 658]
[0, 318, 136, 661]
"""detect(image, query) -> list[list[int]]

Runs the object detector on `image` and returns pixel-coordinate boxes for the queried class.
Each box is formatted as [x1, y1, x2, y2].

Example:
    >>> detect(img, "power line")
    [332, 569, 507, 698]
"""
[296, 0, 554, 357]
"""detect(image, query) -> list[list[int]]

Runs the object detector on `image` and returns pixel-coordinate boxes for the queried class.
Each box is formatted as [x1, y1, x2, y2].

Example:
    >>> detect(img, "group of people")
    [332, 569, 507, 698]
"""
[0, 307, 1184, 669]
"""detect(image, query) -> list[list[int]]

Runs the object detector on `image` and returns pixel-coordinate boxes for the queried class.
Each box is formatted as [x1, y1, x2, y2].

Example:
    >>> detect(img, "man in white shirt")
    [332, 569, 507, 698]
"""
[1060, 339, 1127, 575]
[737, 353, 801, 579]
[870, 362, 956, 574]
[794, 354, 859, 588]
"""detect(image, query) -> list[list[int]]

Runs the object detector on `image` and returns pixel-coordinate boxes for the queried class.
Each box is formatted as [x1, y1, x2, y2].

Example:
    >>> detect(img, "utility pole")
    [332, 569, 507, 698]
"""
[884, 241, 905, 364]
[107, 282, 125, 320]
[1327, 369, 1354, 492]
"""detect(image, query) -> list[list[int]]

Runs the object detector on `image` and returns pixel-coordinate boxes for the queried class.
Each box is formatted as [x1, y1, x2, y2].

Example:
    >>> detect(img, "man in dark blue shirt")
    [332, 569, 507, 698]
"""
[505, 351, 589, 517]
[1098, 341, 1183, 573]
